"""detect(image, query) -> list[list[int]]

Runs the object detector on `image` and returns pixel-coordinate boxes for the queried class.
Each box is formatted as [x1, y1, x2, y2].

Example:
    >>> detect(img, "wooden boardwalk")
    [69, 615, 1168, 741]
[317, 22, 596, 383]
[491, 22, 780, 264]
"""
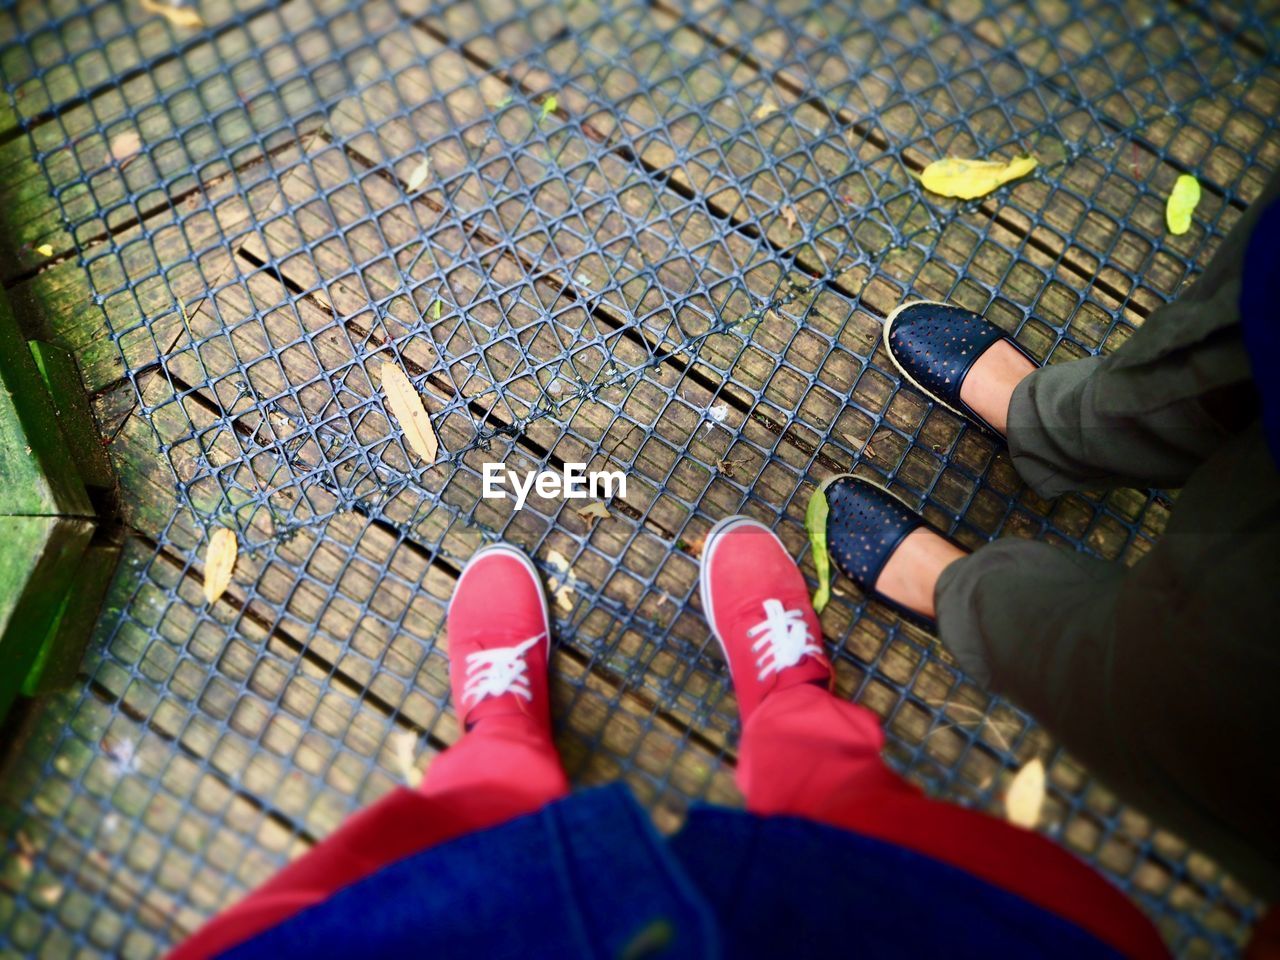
[0, 0, 1275, 955]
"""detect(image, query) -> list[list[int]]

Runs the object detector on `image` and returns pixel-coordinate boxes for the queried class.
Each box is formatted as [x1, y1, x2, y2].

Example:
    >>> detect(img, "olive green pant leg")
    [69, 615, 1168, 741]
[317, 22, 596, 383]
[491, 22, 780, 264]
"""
[1005, 355, 1239, 497]
[936, 422, 1280, 898]
[1007, 169, 1280, 498]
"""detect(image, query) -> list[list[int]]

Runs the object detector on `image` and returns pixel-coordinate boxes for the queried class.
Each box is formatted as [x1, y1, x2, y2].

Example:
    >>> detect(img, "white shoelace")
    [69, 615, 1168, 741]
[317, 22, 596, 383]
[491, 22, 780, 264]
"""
[462, 634, 542, 706]
[746, 599, 821, 681]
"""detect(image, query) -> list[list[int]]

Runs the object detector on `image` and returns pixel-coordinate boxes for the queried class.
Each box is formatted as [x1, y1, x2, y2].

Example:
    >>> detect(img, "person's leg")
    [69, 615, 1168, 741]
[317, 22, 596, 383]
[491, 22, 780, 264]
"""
[700, 517, 1167, 959]
[734, 684, 1166, 959]
[936, 422, 1280, 900]
[168, 545, 568, 960]
[1005, 352, 1250, 497]
[1005, 169, 1280, 497]
[883, 170, 1278, 499]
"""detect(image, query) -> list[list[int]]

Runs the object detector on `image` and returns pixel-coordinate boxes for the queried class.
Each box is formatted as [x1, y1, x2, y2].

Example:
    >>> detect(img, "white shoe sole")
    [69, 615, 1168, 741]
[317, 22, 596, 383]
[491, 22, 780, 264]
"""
[698, 515, 785, 666]
[881, 297, 971, 422]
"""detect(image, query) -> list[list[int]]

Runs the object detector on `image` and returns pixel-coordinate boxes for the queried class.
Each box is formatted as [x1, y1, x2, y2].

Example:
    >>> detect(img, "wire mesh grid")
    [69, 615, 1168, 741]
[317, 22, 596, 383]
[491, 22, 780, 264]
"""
[0, 0, 1276, 955]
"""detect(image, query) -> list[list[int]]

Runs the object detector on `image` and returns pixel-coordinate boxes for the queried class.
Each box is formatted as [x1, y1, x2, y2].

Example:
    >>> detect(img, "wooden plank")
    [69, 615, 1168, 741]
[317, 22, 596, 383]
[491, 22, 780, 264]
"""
[0, 286, 93, 516]
[6, 139, 308, 391]
[22, 541, 122, 694]
[531, 0, 1232, 313]
[0, 0, 358, 263]
[111, 327, 747, 798]
[0, 515, 95, 717]
[935, 0, 1280, 205]
[284, 32, 778, 742]
[171, 214, 748, 772]
[0, 677, 304, 950]
[27, 338, 115, 491]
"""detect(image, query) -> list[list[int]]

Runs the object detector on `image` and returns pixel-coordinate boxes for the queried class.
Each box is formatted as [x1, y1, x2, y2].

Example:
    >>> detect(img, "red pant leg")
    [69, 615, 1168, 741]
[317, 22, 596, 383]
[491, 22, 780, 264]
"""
[738, 684, 1167, 960]
[168, 718, 567, 960]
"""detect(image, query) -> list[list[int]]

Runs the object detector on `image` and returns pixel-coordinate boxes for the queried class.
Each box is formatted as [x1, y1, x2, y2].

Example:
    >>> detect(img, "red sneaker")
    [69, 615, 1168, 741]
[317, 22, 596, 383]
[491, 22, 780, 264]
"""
[447, 544, 553, 734]
[699, 516, 832, 721]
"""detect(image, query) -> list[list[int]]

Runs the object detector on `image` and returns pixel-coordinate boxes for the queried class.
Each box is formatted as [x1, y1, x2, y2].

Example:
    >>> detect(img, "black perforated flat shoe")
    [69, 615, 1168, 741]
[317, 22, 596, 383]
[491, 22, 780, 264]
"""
[825, 475, 950, 627]
[883, 300, 1037, 435]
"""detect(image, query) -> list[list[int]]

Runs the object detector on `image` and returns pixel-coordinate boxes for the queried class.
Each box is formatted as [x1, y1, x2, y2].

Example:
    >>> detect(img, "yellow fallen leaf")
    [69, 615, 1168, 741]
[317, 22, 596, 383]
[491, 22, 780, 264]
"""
[805, 482, 832, 614]
[390, 729, 423, 788]
[140, 0, 204, 28]
[109, 130, 142, 164]
[754, 98, 778, 120]
[545, 549, 578, 613]
[919, 154, 1037, 200]
[36, 243, 53, 257]
[203, 527, 237, 604]
[577, 501, 612, 529]
[405, 157, 430, 194]
[1004, 757, 1046, 828]
[381, 361, 439, 463]
[1166, 174, 1201, 235]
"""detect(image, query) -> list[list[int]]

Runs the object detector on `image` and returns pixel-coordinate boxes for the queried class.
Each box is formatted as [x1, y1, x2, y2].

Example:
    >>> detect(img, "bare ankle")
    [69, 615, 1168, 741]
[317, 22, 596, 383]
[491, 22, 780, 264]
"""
[959, 340, 1036, 435]
[873, 528, 967, 618]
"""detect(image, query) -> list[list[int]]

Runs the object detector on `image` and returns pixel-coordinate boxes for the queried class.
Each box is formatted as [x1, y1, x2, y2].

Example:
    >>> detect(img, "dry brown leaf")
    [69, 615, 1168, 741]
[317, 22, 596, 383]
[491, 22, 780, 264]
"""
[577, 501, 612, 529]
[109, 130, 142, 165]
[682, 534, 706, 559]
[919, 154, 1037, 200]
[381, 361, 439, 464]
[1004, 757, 1046, 828]
[203, 527, 237, 604]
[36, 243, 53, 257]
[390, 729, 423, 788]
[405, 157, 431, 194]
[545, 549, 578, 613]
[780, 204, 798, 233]
[715, 457, 746, 478]
[140, 0, 204, 28]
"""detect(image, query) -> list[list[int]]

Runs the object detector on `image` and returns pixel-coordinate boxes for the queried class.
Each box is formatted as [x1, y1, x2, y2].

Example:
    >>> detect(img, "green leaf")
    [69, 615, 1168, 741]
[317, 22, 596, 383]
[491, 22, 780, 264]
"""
[1166, 174, 1201, 235]
[539, 95, 558, 123]
[805, 482, 832, 613]
[432, 299, 442, 320]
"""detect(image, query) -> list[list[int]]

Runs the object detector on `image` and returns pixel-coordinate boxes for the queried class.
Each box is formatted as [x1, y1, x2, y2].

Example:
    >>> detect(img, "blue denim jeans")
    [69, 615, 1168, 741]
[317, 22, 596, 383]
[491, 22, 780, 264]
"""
[226, 784, 1123, 959]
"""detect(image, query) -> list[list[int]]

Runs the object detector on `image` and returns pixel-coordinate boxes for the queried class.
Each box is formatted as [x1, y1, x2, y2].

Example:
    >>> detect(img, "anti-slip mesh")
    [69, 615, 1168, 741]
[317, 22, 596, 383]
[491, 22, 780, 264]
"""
[0, 0, 1276, 956]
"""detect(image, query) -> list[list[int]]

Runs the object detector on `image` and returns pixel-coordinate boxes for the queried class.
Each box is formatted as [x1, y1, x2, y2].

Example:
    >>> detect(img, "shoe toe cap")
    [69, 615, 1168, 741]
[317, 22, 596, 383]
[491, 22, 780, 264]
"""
[826, 478, 924, 589]
[887, 302, 1003, 400]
